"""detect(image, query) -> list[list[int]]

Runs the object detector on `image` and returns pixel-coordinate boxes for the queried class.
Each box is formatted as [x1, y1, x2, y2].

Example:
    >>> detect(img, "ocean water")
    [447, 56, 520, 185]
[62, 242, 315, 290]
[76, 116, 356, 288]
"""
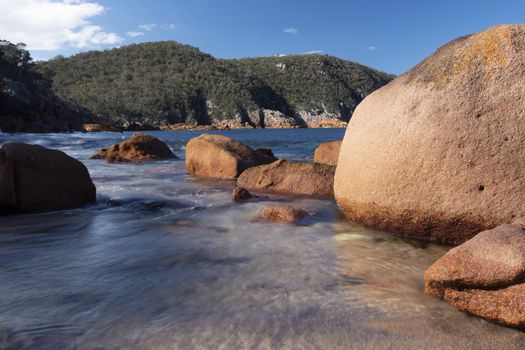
[0, 129, 523, 350]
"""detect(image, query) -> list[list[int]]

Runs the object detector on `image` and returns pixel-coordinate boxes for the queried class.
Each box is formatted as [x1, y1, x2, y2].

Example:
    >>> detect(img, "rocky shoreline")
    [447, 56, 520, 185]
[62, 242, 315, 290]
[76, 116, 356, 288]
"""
[2, 24, 525, 333]
[81, 111, 349, 133]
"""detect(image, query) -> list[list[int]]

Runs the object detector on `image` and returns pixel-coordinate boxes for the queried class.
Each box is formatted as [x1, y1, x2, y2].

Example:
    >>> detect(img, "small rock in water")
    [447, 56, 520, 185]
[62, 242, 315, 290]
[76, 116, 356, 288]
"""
[232, 187, 254, 201]
[174, 220, 193, 227]
[0, 329, 10, 345]
[238, 160, 335, 198]
[256, 205, 308, 224]
[91, 133, 177, 162]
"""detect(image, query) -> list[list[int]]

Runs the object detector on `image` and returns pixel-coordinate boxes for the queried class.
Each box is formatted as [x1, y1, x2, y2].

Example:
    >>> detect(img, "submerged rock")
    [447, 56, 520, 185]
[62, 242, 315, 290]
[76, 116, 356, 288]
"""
[256, 205, 307, 224]
[334, 24, 525, 244]
[185, 134, 276, 179]
[425, 219, 525, 328]
[0, 142, 96, 214]
[314, 140, 342, 166]
[91, 133, 177, 162]
[238, 160, 335, 198]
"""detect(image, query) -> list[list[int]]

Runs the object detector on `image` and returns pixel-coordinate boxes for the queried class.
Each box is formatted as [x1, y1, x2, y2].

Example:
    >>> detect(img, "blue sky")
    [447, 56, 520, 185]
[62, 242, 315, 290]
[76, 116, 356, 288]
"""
[1, 0, 525, 74]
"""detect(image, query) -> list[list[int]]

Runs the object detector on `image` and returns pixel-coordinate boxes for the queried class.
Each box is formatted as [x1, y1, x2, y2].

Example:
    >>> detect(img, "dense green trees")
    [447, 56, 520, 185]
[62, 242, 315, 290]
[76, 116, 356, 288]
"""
[41, 41, 394, 125]
[0, 40, 92, 132]
[0, 40, 51, 88]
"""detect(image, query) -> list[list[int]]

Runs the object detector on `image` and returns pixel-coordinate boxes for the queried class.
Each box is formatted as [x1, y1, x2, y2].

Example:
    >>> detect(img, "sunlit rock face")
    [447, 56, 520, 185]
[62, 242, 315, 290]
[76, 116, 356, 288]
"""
[335, 24, 525, 244]
[91, 133, 177, 163]
[186, 134, 276, 179]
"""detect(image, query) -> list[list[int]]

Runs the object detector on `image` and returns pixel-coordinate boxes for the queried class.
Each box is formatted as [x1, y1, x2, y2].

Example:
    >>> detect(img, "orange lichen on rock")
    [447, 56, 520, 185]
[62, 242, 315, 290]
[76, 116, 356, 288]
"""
[453, 26, 513, 78]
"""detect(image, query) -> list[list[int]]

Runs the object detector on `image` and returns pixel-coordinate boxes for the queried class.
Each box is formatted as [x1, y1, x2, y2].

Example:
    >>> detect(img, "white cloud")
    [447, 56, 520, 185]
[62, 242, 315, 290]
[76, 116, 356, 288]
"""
[126, 31, 144, 38]
[283, 27, 298, 35]
[0, 0, 122, 50]
[366, 46, 377, 51]
[303, 50, 323, 55]
[138, 23, 177, 31]
[138, 23, 157, 31]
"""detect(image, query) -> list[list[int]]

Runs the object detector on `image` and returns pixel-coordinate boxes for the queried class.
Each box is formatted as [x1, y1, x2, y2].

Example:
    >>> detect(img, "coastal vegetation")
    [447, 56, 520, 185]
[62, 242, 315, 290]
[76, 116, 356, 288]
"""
[0, 40, 92, 132]
[40, 41, 394, 127]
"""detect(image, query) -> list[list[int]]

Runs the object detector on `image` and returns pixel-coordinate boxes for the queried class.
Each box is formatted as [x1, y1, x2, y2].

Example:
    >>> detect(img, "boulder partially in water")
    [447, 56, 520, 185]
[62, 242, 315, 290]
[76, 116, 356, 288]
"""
[444, 284, 525, 329]
[425, 223, 525, 296]
[185, 134, 276, 179]
[314, 140, 342, 166]
[238, 160, 335, 198]
[0, 142, 96, 214]
[91, 133, 177, 162]
[256, 205, 307, 224]
[425, 220, 525, 328]
[334, 24, 525, 244]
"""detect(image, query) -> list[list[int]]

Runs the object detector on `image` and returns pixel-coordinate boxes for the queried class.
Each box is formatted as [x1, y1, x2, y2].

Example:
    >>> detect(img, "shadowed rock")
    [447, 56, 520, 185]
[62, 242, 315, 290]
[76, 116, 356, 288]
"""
[255, 148, 277, 160]
[185, 134, 275, 179]
[91, 133, 177, 162]
[238, 160, 335, 198]
[314, 140, 341, 166]
[0, 142, 96, 214]
[334, 24, 525, 244]
[256, 205, 307, 224]
[232, 187, 254, 201]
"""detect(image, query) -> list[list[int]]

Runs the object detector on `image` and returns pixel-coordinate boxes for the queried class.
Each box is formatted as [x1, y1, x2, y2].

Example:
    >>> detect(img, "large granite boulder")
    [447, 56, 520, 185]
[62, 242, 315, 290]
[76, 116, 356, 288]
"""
[314, 140, 342, 166]
[334, 24, 525, 244]
[425, 220, 525, 328]
[0, 143, 96, 214]
[91, 133, 176, 162]
[237, 160, 335, 198]
[185, 134, 276, 179]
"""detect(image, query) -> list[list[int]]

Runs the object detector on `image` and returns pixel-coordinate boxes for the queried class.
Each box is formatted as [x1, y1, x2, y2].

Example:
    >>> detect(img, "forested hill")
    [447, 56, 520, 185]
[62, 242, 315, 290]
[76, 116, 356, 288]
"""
[40, 41, 394, 128]
[0, 41, 93, 133]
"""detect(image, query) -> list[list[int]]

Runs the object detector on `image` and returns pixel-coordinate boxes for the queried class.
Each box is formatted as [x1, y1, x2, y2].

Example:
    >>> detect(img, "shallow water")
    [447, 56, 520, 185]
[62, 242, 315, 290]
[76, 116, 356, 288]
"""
[0, 129, 523, 350]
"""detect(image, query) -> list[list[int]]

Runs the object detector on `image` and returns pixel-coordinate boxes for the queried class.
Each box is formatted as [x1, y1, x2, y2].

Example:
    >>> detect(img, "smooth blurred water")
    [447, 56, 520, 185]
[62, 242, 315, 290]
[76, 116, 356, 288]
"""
[0, 129, 524, 350]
